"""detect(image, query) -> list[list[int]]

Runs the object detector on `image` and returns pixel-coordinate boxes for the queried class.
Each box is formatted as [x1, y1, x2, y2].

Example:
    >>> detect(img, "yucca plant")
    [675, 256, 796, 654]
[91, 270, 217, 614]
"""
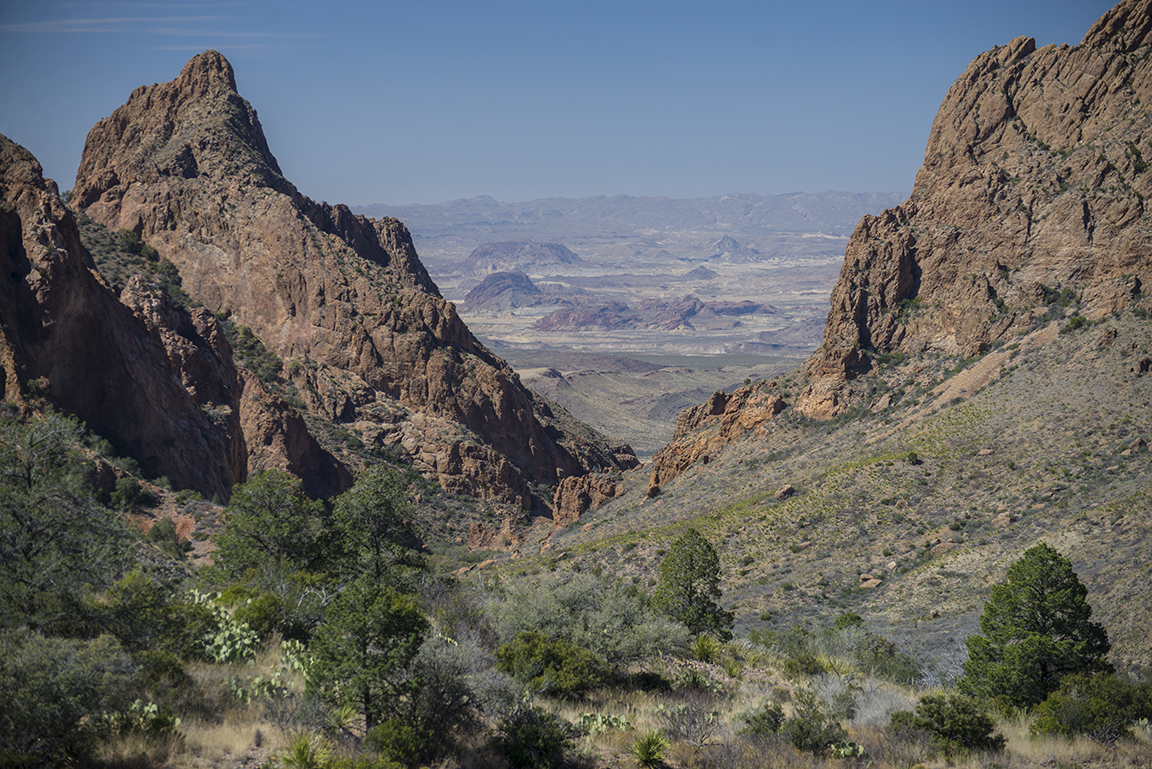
[629, 729, 669, 768]
[690, 634, 721, 663]
[276, 733, 333, 769]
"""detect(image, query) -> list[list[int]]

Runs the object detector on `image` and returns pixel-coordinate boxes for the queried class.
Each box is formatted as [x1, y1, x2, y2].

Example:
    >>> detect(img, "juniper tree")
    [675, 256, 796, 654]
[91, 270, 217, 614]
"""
[958, 543, 1111, 708]
[652, 528, 734, 641]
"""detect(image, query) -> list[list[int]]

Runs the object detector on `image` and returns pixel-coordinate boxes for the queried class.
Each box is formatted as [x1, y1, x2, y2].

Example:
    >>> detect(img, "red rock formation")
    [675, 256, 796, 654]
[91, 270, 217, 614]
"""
[552, 473, 624, 528]
[71, 51, 633, 504]
[799, 0, 1152, 415]
[647, 383, 786, 493]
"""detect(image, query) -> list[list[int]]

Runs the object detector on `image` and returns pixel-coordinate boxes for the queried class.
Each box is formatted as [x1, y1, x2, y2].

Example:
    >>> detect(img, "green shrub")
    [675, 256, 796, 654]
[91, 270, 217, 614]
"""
[780, 689, 847, 754]
[111, 476, 144, 509]
[500, 704, 574, 769]
[234, 593, 285, 639]
[365, 719, 427, 767]
[0, 630, 137, 765]
[742, 701, 785, 738]
[146, 517, 191, 560]
[1030, 673, 1152, 744]
[832, 611, 865, 631]
[782, 653, 827, 679]
[495, 631, 608, 698]
[1061, 315, 1089, 334]
[892, 693, 1004, 757]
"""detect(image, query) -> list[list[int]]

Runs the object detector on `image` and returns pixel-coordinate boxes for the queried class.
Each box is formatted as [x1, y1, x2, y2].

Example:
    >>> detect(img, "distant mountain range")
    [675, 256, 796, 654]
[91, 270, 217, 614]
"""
[354, 190, 908, 245]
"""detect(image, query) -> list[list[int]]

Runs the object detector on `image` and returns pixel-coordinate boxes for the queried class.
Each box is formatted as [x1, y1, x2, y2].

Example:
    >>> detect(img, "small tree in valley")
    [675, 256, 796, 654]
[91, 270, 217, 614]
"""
[330, 465, 422, 585]
[308, 576, 427, 730]
[212, 469, 327, 577]
[652, 528, 734, 641]
[958, 543, 1111, 708]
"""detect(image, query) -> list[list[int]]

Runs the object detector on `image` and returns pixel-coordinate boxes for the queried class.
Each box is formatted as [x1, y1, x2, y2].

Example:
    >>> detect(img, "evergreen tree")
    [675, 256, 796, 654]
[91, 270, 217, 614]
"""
[329, 465, 423, 585]
[0, 412, 132, 630]
[212, 469, 327, 577]
[958, 543, 1111, 708]
[652, 528, 734, 640]
[307, 576, 428, 730]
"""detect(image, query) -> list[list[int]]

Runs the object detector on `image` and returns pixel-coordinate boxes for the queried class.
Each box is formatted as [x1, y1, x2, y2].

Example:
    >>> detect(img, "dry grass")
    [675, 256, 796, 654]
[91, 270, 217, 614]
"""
[174, 716, 277, 767]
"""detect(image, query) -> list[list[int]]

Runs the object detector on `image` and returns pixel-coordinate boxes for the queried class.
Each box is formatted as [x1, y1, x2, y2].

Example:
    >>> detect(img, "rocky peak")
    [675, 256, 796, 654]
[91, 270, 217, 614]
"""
[796, 0, 1152, 417]
[1084, 0, 1152, 51]
[71, 51, 632, 506]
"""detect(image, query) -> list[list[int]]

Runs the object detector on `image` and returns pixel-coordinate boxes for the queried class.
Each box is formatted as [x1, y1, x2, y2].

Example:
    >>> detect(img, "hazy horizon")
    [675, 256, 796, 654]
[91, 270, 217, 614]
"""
[1, 1, 1115, 206]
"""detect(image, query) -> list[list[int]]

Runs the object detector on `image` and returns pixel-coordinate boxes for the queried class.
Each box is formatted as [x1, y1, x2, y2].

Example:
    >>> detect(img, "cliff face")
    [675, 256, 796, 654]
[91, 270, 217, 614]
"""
[798, 0, 1152, 417]
[644, 0, 1152, 488]
[0, 135, 244, 499]
[71, 51, 631, 505]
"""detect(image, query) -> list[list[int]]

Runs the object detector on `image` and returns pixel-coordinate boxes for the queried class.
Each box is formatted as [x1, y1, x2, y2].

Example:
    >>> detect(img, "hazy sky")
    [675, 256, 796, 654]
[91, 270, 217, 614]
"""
[0, 1, 1118, 205]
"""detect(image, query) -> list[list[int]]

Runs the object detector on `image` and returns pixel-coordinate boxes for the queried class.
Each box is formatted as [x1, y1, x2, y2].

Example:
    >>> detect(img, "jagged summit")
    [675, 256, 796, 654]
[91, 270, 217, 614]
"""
[795, 0, 1152, 417]
[70, 50, 635, 506]
[645, 0, 1152, 489]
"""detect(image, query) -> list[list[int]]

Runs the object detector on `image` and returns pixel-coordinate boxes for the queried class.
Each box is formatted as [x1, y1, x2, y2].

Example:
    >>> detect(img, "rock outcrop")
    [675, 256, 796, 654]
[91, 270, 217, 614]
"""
[552, 473, 624, 528]
[646, 382, 786, 493]
[0, 135, 244, 499]
[644, 1, 1152, 485]
[70, 51, 633, 505]
[798, 0, 1152, 415]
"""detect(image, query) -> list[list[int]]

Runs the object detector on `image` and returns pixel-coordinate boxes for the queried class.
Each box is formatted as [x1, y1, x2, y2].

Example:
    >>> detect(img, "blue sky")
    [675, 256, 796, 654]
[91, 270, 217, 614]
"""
[0, 1, 1118, 205]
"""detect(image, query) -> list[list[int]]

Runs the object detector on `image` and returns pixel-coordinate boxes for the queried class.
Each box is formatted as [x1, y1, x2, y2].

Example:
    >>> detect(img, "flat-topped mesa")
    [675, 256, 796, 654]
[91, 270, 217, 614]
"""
[796, 0, 1152, 418]
[73, 50, 634, 506]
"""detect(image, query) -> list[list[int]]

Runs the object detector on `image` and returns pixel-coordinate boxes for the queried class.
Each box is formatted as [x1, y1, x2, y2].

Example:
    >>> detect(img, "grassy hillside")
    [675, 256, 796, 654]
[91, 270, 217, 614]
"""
[494, 310, 1152, 673]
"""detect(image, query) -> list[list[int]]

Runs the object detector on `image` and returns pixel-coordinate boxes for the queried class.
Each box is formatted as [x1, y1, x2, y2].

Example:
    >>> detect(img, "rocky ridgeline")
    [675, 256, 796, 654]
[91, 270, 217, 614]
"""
[9, 50, 635, 506]
[798, 0, 1152, 417]
[645, 0, 1152, 490]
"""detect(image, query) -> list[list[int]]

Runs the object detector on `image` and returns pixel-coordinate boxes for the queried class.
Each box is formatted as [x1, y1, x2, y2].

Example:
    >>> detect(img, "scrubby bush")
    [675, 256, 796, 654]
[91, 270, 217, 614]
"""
[499, 704, 574, 769]
[146, 516, 191, 559]
[0, 630, 137, 765]
[233, 592, 285, 639]
[1030, 673, 1152, 743]
[496, 631, 608, 698]
[778, 686, 852, 755]
[493, 572, 689, 666]
[742, 701, 785, 738]
[890, 692, 1004, 757]
[780, 688, 848, 754]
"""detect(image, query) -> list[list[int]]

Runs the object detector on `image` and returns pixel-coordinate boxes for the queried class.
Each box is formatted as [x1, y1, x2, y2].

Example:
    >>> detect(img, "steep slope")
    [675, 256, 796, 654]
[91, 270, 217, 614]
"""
[0, 135, 245, 499]
[647, 0, 1152, 493]
[799, 0, 1152, 416]
[580, 0, 1152, 669]
[71, 51, 634, 506]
